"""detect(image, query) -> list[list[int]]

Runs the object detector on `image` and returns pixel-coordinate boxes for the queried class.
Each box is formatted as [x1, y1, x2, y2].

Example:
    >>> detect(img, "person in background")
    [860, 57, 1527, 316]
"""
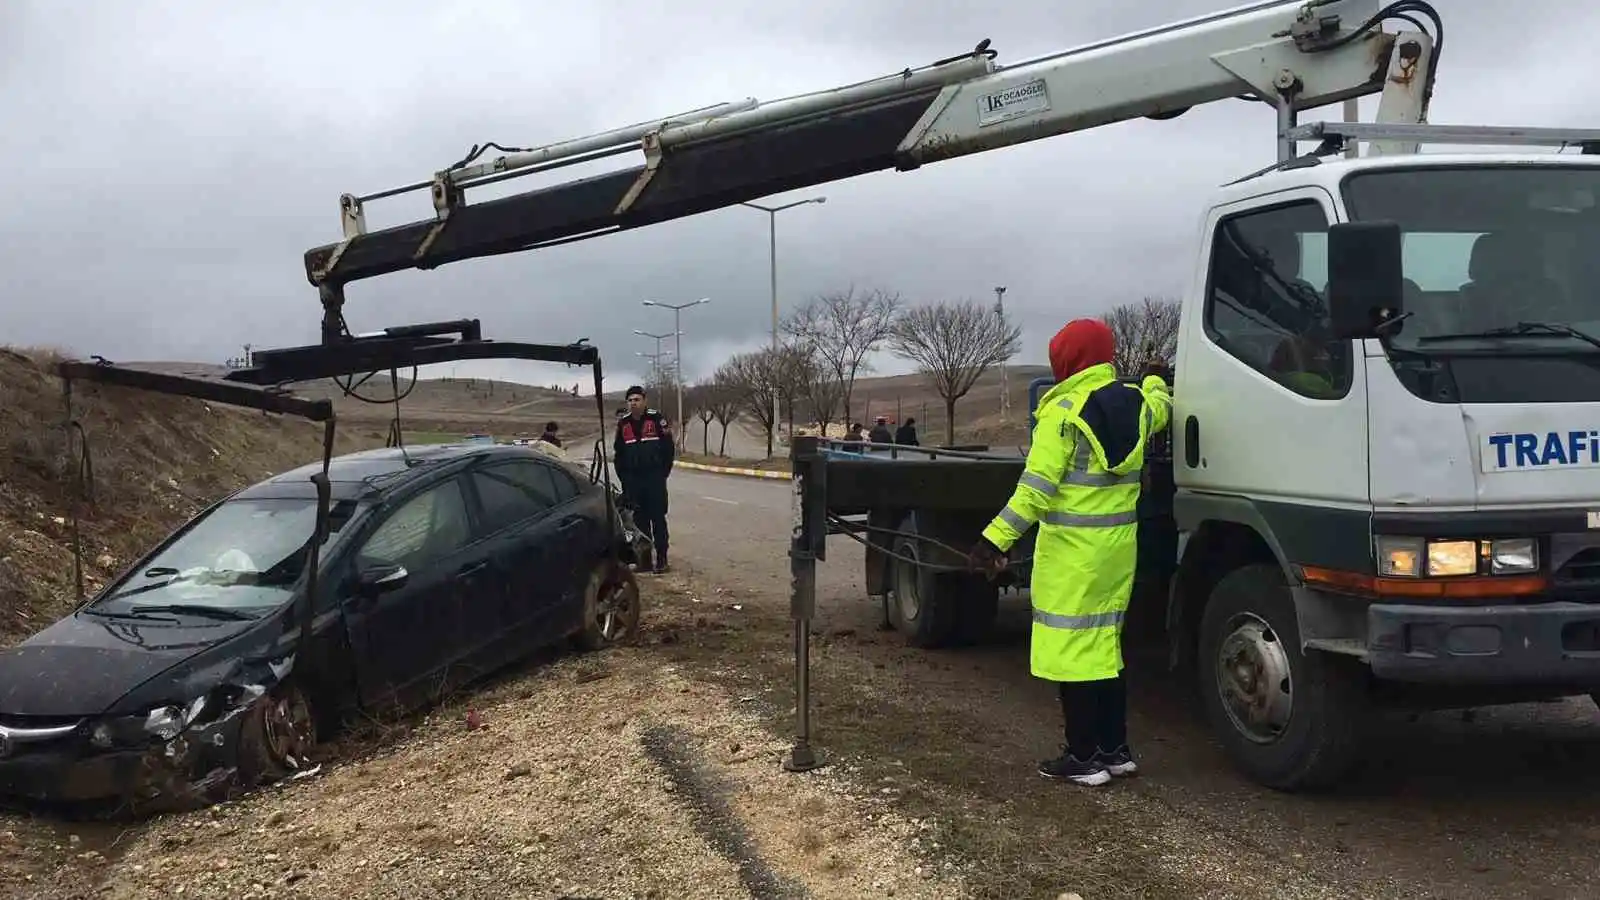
[868, 416, 894, 445]
[538, 421, 563, 448]
[841, 422, 867, 452]
[613, 385, 676, 574]
[967, 318, 1172, 787]
[894, 416, 919, 447]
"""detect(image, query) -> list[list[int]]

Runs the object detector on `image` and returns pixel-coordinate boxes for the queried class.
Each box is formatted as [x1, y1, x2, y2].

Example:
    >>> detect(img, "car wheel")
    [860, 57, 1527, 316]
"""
[575, 561, 642, 651]
[237, 681, 318, 789]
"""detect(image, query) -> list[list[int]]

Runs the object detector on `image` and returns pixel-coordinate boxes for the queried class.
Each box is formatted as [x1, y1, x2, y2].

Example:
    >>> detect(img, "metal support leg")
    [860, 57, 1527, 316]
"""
[784, 436, 827, 773]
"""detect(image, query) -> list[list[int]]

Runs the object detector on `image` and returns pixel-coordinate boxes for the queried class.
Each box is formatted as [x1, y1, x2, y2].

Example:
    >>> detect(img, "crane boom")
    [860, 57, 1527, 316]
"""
[303, 0, 1439, 313]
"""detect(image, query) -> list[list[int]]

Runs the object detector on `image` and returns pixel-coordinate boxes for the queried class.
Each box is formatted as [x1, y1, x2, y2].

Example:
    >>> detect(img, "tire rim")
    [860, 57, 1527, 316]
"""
[596, 574, 636, 642]
[894, 540, 922, 623]
[1215, 613, 1293, 744]
[261, 688, 315, 767]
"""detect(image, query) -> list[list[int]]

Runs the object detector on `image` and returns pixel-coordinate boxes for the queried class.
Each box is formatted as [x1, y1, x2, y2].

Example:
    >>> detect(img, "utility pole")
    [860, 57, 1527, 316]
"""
[643, 298, 710, 433]
[741, 197, 826, 453]
[242, 343, 253, 368]
[993, 287, 1009, 420]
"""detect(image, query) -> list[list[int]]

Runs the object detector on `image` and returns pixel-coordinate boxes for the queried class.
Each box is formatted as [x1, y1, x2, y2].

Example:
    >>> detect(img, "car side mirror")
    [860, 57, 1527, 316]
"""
[1326, 221, 1405, 339]
[356, 564, 409, 597]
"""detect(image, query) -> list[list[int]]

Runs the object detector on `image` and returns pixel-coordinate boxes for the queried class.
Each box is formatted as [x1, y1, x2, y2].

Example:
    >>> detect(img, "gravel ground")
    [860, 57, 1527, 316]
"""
[4, 581, 973, 900]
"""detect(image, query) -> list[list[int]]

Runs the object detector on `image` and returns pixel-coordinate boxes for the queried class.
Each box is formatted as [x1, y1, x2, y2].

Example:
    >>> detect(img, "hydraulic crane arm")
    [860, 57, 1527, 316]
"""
[304, 0, 1440, 311]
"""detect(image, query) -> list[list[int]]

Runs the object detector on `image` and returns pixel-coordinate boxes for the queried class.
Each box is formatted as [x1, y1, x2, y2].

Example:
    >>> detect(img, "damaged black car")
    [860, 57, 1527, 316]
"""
[0, 441, 641, 814]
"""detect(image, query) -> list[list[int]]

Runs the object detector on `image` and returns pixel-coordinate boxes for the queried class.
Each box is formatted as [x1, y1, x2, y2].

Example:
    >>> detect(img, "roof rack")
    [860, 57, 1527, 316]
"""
[1287, 121, 1600, 154]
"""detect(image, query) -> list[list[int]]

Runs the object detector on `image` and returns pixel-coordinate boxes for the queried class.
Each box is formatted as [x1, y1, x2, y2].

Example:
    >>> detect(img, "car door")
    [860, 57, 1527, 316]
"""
[341, 476, 483, 709]
[466, 459, 584, 641]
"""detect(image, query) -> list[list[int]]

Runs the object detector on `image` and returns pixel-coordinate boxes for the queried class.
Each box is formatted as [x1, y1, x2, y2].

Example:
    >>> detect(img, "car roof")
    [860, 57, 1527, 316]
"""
[233, 443, 562, 501]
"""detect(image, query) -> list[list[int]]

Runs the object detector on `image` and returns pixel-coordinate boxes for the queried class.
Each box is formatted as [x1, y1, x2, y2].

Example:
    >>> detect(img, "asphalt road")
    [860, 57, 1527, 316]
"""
[660, 466, 1600, 899]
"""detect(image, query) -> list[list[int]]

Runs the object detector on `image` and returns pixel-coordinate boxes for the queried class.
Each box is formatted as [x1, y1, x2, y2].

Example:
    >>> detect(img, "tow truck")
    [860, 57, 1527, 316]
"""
[300, 0, 1600, 790]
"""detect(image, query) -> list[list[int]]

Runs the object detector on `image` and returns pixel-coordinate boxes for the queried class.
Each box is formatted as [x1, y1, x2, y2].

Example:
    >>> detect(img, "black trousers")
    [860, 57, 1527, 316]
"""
[624, 477, 670, 561]
[1057, 674, 1128, 760]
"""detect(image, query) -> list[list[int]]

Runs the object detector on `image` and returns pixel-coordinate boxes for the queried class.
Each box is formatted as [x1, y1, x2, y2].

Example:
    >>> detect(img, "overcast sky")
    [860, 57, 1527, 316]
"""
[1, 0, 1591, 393]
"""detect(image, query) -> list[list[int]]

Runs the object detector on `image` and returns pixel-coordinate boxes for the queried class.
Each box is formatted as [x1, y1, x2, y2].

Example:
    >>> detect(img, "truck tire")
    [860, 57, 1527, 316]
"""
[1198, 563, 1368, 791]
[888, 532, 961, 648]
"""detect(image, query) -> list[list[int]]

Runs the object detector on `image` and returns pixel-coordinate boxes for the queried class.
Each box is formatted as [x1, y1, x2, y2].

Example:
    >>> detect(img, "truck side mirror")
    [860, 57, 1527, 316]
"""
[1326, 221, 1405, 339]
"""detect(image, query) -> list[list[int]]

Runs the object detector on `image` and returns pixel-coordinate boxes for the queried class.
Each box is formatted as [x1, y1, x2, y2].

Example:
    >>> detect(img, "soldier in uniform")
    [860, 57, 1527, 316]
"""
[613, 385, 676, 573]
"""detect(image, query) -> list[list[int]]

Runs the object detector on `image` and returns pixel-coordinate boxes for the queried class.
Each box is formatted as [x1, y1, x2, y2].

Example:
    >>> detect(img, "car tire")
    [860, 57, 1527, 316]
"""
[1198, 563, 1368, 792]
[237, 681, 318, 790]
[574, 561, 642, 651]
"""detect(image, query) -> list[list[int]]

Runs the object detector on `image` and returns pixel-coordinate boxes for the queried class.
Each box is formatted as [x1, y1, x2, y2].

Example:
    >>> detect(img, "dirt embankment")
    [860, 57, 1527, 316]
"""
[0, 348, 390, 646]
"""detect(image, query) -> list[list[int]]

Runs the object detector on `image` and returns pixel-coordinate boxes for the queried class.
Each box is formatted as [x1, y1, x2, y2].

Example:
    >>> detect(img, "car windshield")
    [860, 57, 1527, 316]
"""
[1335, 165, 1600, 353]
[90, 497, 357, 617]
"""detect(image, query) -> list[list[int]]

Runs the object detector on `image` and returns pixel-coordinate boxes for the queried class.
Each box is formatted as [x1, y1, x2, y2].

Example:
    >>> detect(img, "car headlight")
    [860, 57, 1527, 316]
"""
[1374, 535, 1539, 578]
[1489, 537, 1538, 574]
[90, 695, 208, 748]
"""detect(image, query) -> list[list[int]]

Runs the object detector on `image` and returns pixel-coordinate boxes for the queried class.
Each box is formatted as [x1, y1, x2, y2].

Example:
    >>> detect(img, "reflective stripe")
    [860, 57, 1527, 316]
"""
[1063, 469, 1141, 487]
[1057, 398, 1075, 411]
[1042, 508, 1138, 528]
[1060, 435, 1138, 486]
[1019, 471, 1058, 496]
[1033, 609, 1125, 630]
[998, 506, 1030, 532]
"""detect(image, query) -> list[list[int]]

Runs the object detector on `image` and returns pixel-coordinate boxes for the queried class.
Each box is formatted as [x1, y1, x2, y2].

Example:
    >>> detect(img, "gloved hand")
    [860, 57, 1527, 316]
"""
[966, 537, 1008, 580]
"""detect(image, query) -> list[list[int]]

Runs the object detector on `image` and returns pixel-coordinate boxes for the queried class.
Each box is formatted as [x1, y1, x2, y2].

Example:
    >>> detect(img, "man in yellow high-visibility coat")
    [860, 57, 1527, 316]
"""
[968, 318, 1171, 786]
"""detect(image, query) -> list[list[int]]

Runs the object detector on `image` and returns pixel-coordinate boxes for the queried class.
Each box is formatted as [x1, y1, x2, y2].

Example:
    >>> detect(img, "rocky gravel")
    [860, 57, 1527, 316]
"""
[5, 580, 973, 900]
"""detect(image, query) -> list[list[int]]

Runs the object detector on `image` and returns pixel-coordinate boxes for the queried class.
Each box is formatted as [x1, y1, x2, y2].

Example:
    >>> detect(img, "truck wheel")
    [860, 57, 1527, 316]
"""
[1198, 563, 1368, 791]
[888, 533, 960, 648]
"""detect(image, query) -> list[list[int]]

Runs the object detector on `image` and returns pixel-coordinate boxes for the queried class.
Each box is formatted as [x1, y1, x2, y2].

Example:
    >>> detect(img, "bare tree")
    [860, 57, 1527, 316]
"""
[716, 351, 781, 457]
[783, 286, 901, 427]
[1101, 296, 1181, 377]
[706, 374, 742, 456]
[888, 300, 1023, 445]
[790, 342, 842, 434]
[686, 382, 717, 455]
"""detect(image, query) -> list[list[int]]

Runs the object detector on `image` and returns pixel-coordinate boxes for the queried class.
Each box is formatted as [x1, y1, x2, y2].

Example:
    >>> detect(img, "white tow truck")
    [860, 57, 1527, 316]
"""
[303, 0, 1600, 790]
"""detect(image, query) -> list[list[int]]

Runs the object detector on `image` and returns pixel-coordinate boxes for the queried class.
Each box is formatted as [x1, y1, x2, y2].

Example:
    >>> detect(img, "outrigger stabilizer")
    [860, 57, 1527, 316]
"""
[56, 318, 621, 662]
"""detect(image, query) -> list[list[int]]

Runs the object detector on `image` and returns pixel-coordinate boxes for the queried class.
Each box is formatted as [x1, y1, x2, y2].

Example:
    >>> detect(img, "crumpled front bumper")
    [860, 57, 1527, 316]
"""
[0, 711, 249, 813]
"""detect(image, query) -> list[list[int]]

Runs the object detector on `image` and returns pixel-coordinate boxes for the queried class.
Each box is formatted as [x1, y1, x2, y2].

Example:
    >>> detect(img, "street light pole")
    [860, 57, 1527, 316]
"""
[993, 287, 1010, 420]
[634, 329, 676, 380]
[740, 196, 826, 452]
[643, 298, 710, 432]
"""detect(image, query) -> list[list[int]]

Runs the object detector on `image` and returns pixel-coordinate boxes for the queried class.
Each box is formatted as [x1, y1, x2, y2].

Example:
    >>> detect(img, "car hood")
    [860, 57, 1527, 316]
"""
[0, 612, 259, 717]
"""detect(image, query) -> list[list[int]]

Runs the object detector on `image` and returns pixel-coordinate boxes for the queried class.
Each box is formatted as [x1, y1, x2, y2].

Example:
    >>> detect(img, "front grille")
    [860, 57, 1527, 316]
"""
[1555, 547, 1600, 586]
[0, 714, 82, 730]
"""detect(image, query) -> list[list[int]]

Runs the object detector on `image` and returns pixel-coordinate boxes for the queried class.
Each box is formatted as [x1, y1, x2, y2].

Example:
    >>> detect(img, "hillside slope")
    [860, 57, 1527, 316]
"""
[0, 349, 385, 646]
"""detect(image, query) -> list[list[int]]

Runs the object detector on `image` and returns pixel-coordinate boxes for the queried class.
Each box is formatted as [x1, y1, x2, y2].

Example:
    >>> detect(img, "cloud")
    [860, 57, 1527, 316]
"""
[2, 0, 1594, 390]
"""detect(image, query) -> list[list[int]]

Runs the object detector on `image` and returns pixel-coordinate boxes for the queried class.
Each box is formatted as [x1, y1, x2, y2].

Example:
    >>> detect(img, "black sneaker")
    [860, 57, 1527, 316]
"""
[1095, 745, 1139, 778]
[1038, 754, 1111, 787]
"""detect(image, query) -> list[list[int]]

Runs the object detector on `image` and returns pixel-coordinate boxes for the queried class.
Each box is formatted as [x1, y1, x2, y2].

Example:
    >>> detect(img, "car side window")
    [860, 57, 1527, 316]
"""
[357, 479, 472, 573]
[1203, 200, 1352, 400]
[471, 461, 562, 533]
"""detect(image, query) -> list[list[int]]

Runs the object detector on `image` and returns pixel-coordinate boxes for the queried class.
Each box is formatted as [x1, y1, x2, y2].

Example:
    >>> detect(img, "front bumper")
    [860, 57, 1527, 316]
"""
[1368, 601, 1600, 686]
[0, 715, 246, 812]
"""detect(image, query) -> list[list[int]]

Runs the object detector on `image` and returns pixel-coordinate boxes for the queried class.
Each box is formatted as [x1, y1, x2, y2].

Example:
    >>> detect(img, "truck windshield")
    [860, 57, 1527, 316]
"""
[1337, 165, 1600, 354]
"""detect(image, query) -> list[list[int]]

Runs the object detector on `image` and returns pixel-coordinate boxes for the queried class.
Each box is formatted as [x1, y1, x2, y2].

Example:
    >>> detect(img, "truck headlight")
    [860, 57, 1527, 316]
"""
[1489, 538, 1538, 574]
[1374, 535, 1540, 578]
[1425, 540, 1478, 577]
[1376, 536, 1424, 577]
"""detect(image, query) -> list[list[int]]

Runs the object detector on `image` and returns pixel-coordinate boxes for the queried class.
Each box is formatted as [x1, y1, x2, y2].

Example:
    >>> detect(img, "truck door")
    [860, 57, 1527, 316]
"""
[1175, 188, 1371, 569]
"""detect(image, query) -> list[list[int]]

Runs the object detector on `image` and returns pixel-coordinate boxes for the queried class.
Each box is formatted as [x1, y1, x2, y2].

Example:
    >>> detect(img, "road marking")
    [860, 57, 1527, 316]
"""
[702, 496, 739, 505]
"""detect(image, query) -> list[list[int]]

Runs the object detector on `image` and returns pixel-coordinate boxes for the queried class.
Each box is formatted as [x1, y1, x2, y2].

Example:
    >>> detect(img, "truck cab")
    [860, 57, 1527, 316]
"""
[1168, 151, 1600, 788]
